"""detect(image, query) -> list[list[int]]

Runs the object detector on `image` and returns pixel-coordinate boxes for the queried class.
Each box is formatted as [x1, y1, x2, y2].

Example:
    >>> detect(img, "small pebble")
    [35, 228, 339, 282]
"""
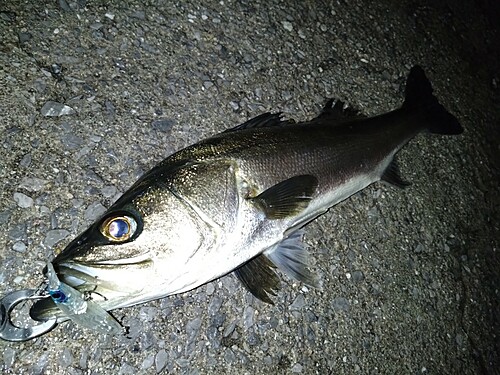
[208, 295, 222, 315]
[44, 229, 70, 249]
[58, 0, 71, 11]
[139, 306, 158, 322]
[14, 192, 34, 208]
[105, 100, 116, 117]
[176, 358, 189, 368]
[60, 133, 84, 150]
[223, 320, 237, 337]
[282, 21, 293, 32]
[118, 363, 136, 375]
[205, 282, 215, 295]
[352, 270, 365, 282]
[186, 317, 202, 336]
[79, 350, 88, 370]
[18, 32, 32, 43]
[291, 363, 303, 373]
[40, 101, 75, 117]
[224, 348, 236, 364]
[332, 297, 350, 312]
[32, 353, 49, 375]
[20, 153, 32, 167]
[243, 306, 254, 330]
[90, 22, 104, 30]
[131, 10, 146, 20]
[60, 348, 73, 368]
[12, 241, 27, 253]
[8, 223, 26, 241]
[151, 118, 175, 132]
[155, 349, 168, 373]
[141, 354, 155, 370]
[3, 346, 16, 368]
[0, 210, 11, 224]
[101, 185, 117, 198]
[229, 101, 239, 111]
[84, 202, 106, 221]
[290, 294, 306, 310]
[19, 177, 48, 192]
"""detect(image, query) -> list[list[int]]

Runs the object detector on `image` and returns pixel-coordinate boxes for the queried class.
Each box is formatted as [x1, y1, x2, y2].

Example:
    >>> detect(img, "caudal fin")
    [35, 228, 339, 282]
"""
[403, 65, 463, 135]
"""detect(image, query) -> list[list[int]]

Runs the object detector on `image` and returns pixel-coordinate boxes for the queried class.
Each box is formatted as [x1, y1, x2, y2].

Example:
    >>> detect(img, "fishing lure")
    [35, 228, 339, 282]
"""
[0, 263, 122, 341]
[45, 262, 123, 335]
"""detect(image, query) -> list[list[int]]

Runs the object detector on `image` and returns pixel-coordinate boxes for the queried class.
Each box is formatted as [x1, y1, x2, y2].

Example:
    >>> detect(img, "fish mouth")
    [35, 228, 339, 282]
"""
[30, 257, 154, 322]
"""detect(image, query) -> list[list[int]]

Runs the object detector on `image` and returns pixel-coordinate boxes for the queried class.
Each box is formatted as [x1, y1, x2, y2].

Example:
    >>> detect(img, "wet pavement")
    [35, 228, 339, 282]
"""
[0, 0, 499, 374]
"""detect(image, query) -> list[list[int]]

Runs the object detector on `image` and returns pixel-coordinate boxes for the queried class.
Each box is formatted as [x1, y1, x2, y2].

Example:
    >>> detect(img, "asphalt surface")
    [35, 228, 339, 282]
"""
[0, 0, 499, 374]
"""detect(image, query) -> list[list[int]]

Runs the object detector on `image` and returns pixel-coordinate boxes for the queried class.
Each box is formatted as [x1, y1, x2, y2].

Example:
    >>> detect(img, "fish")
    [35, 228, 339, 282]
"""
[30, 66, 462, 329]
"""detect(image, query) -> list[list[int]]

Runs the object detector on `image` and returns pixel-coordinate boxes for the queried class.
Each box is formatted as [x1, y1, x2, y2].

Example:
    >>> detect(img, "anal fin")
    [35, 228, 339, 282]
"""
[381, 159, 410, 188]
[251, 175, 318, 219]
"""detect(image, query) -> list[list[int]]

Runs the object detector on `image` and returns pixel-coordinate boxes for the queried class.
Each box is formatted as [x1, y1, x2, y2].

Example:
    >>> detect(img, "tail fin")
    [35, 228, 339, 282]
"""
[403, 65, 463, 135]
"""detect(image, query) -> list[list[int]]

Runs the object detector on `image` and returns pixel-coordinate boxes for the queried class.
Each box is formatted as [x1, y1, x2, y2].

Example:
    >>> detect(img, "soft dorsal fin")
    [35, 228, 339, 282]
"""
[223, 112, 291, 133]
[250, 175, 318, 219]
[315, 98, 364, 123]
[234, 254, 280, 304]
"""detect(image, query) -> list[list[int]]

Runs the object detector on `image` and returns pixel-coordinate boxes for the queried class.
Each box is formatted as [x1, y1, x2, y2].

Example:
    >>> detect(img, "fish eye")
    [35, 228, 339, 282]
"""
[100, 215, 137, 242]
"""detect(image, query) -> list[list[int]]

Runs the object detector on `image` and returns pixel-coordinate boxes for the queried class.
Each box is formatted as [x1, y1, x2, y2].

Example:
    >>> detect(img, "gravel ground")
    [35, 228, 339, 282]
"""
[1, 0, 499, 374]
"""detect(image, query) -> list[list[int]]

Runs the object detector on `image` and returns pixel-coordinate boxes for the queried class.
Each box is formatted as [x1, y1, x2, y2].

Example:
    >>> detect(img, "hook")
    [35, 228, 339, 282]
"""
[0, 289, 57, 342]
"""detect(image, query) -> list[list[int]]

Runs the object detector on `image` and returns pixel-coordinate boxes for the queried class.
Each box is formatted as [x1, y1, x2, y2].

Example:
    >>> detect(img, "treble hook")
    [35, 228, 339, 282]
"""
[0, 289, 57, 342]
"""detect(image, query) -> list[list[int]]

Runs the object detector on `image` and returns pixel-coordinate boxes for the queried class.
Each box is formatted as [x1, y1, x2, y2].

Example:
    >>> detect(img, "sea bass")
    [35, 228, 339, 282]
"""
[31, 66, 462, 327]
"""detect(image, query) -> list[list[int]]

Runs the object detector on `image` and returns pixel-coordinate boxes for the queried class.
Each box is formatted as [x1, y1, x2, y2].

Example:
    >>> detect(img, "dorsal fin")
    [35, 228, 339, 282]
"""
[315, 98, 364, 123]
[223, 112, 291, 133]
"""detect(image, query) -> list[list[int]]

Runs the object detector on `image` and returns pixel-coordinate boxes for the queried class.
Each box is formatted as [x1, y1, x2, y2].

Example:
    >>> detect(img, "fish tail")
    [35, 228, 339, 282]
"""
[403, 66, 463, 135]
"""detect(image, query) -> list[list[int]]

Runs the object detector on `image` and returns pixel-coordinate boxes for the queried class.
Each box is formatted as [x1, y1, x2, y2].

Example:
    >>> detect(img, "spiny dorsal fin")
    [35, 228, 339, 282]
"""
[264, 229, 320, 288]
[234, 254, 280, 304]
[316, 98, 364, 123]
[381, 159, 410, 188]
[223, 112, 292, 133]
[251, 175, 318, 219]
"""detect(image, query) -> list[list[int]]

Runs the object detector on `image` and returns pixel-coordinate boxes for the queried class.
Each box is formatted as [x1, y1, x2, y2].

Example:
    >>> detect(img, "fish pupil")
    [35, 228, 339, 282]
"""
[109, 219, 129, 239]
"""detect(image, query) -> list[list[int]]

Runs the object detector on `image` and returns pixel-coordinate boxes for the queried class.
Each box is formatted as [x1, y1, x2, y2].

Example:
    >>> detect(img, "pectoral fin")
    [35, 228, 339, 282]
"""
[251, 175, 318, 219]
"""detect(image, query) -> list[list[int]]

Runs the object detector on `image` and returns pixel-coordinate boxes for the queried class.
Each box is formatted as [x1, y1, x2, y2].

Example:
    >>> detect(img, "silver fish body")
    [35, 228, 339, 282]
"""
[31, 66, 462, 324]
